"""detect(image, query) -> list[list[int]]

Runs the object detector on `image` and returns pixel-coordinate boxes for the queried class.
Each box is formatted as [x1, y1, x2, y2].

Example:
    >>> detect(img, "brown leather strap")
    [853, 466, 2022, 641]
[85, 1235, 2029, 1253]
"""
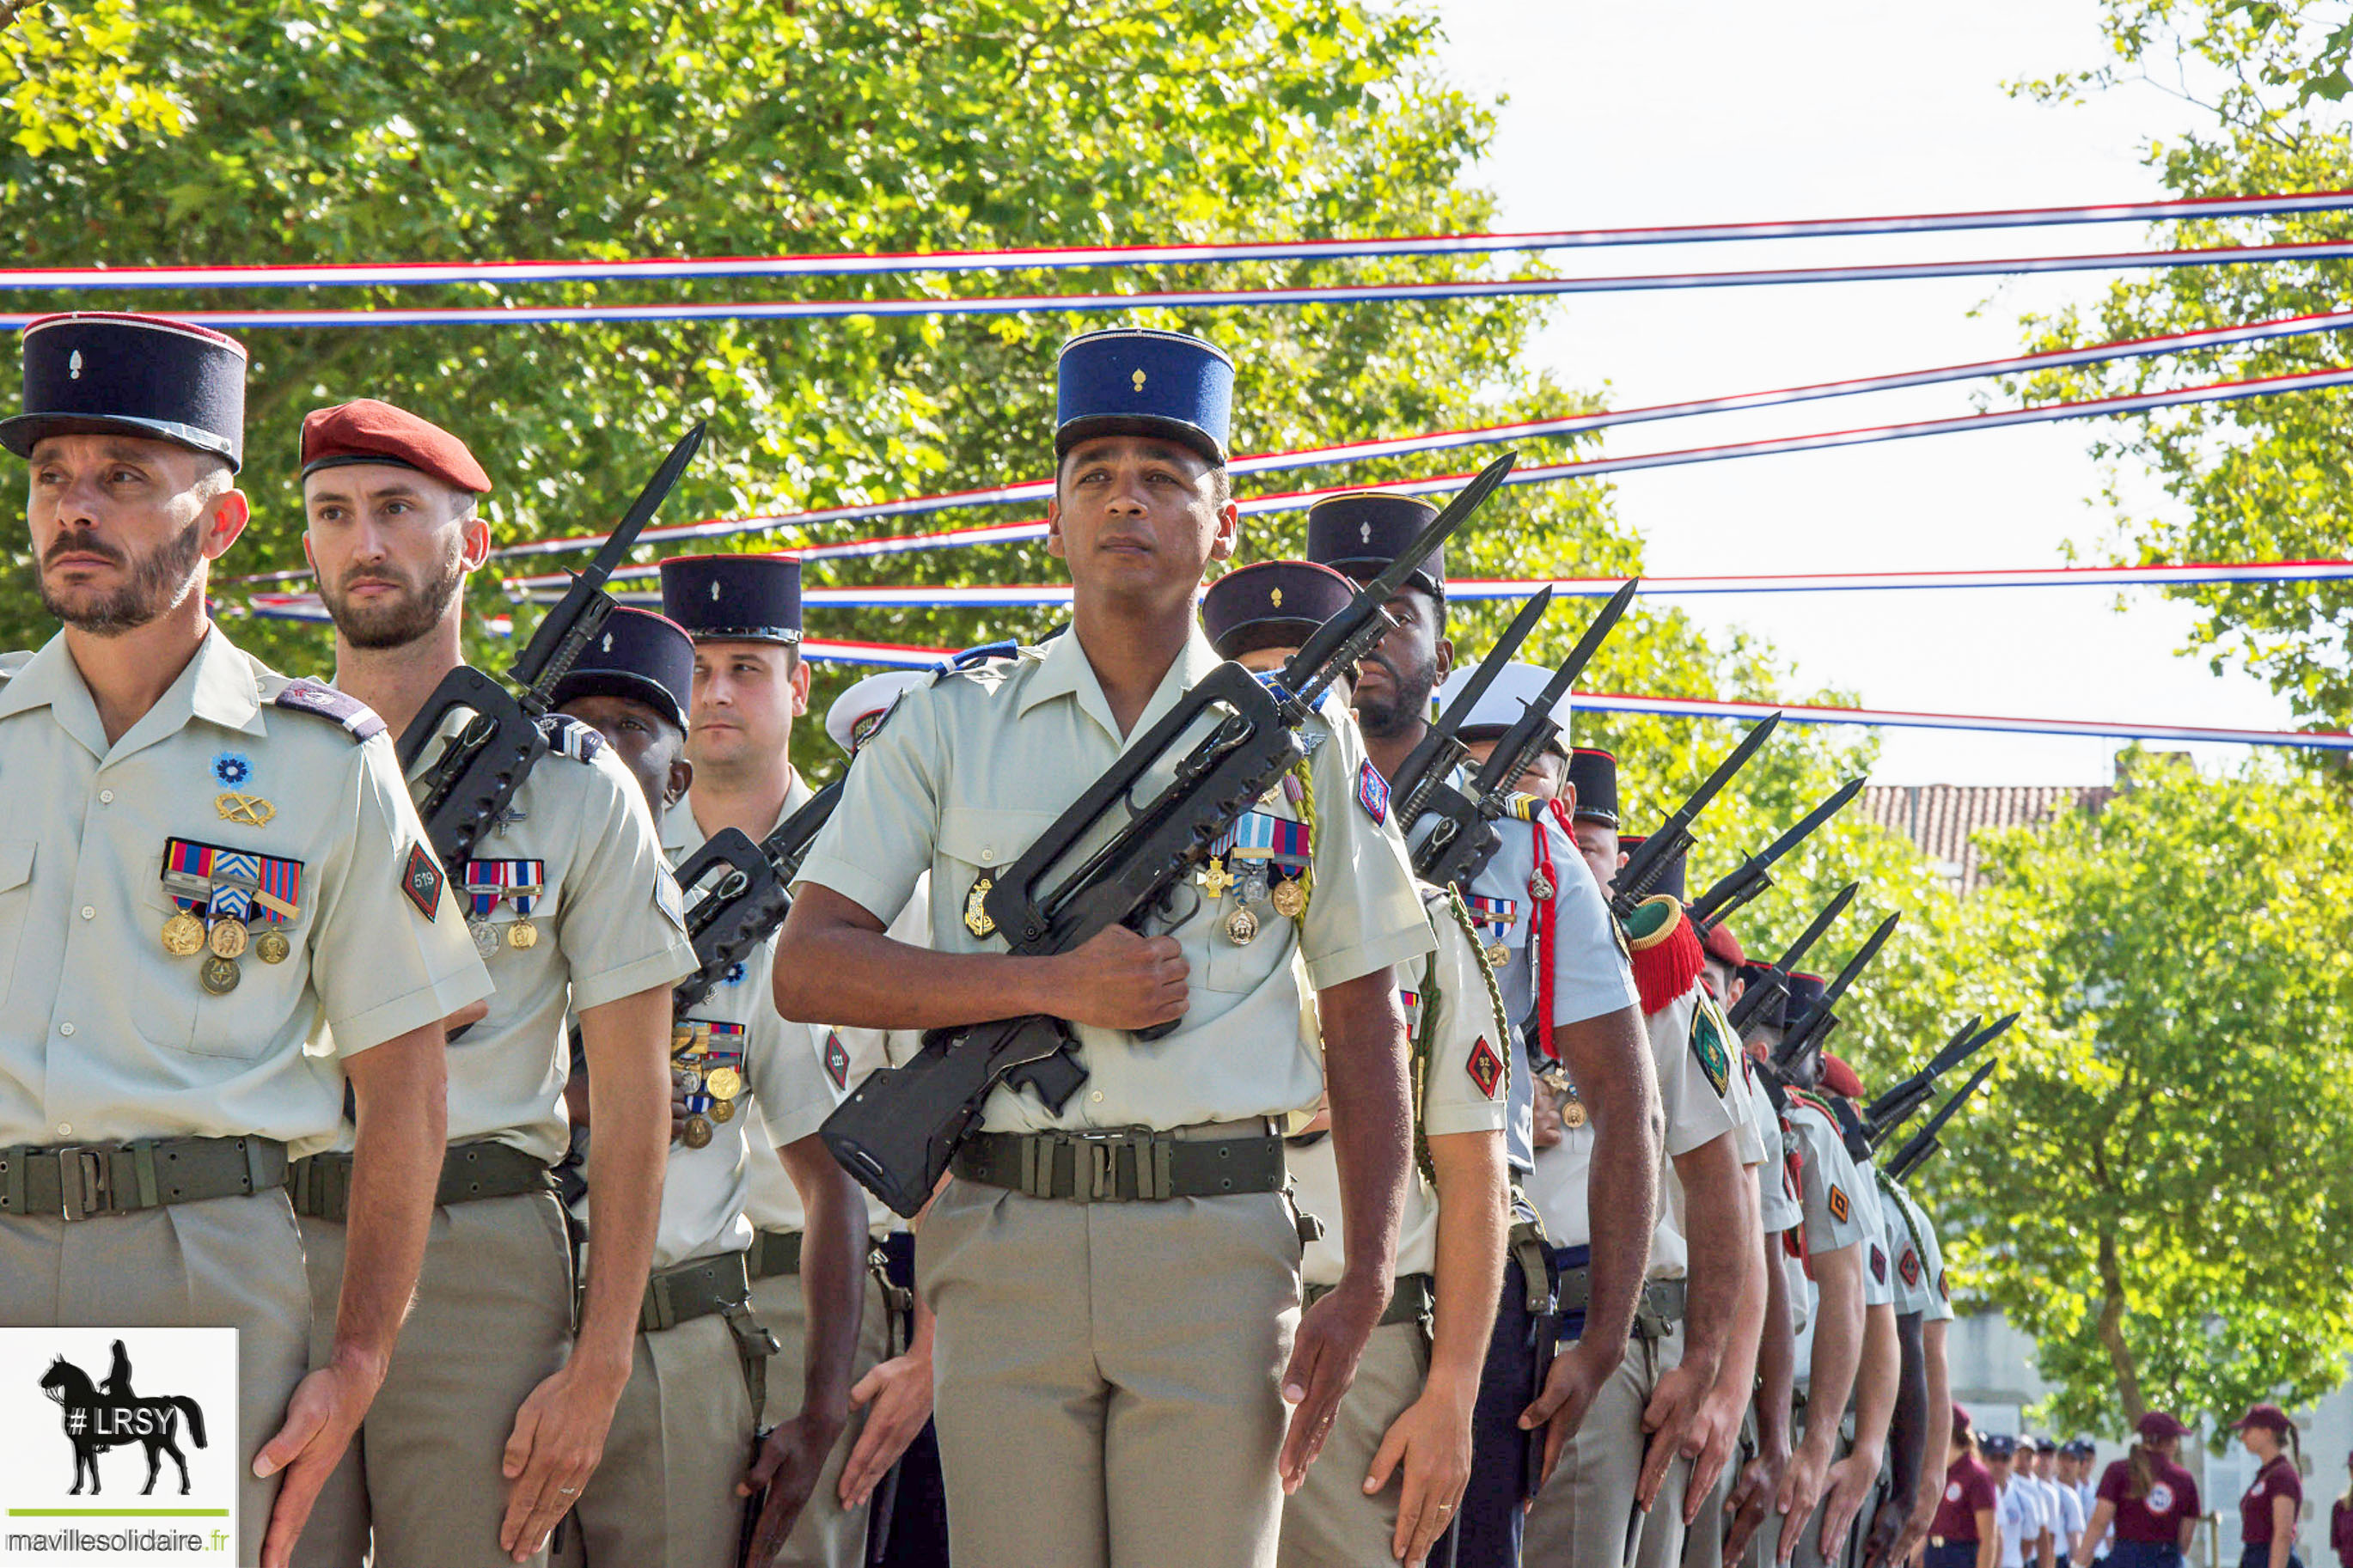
[0, 1137, 285, 1220]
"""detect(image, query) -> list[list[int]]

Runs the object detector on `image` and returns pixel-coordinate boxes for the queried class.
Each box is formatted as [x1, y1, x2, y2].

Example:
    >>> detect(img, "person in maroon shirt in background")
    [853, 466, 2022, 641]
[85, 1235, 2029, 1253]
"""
[1931, 1405, 2001, 1568]
[2328, 1449, 2352, 1568]
[2232, 1404, 2305, 1568]
[2077, 1412, 2202, 1568]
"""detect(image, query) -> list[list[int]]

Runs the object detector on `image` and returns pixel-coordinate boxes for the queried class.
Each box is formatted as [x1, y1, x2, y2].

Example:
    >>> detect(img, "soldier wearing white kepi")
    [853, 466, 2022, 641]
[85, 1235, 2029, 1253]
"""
[291, 400, 695, 1568]
[1201, 560, 1513, 1568]
[0, 313, 492, 1568]
[777, 327, 1434, 1565]
[551, 603, 867, 1567]
[651, 554, 877, 1568]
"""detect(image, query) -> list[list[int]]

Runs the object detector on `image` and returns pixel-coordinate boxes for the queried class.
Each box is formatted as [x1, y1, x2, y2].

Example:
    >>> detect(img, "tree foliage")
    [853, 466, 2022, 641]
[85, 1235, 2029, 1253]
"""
[1915, 757, 2353, 1437]
[2, 1, 189, 161]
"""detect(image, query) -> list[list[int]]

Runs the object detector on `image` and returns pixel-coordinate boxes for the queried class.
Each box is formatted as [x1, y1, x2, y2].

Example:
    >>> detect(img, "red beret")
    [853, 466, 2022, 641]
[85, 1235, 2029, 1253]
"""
[1819, 1052, 1865, 1100]
[301, 399, 491, 494]
[1700, 920, 1745, 969]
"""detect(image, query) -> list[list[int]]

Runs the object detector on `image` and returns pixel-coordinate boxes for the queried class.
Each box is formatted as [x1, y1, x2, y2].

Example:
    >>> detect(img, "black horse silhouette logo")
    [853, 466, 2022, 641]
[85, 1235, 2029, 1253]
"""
[38, 1342, 208, 1496]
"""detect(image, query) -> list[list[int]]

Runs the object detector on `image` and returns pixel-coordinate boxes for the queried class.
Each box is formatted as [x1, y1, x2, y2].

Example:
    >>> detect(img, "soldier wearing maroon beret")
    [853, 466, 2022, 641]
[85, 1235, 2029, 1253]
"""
[294, 400, 695, 1568]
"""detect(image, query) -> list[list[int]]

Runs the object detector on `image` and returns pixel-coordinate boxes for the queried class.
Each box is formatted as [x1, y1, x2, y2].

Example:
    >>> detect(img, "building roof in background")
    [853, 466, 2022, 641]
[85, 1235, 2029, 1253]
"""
[1864, 784, 2114, 893]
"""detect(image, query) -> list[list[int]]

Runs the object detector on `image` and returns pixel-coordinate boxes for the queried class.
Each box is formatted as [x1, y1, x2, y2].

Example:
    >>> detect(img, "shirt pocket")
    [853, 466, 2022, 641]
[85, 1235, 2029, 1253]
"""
[934, 805, 1058, 951]
[135, 878, 310, 1061]
[0, 839, 33, 1002]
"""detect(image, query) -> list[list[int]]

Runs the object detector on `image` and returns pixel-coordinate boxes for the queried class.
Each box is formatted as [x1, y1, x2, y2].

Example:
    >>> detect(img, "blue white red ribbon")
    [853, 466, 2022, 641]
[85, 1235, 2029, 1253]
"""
[13, 191, 2350, 292]
[26, 240, 2353, 336]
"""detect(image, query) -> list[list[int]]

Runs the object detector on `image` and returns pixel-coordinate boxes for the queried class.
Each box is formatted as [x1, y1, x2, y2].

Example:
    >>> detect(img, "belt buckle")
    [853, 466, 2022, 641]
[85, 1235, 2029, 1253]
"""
[58, 1148, 108, 1223]
[1068, 1126, 1161, 1202]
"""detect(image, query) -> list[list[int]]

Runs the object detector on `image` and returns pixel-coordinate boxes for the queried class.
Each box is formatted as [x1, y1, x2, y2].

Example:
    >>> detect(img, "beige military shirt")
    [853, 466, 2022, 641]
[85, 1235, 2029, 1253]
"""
[1523, 979, 1745, 1273]
[1296, 888, 1512, 1287]
[796, 628, 1433, 1133]
[0, 628, 491, 1156]
[376, 704, 693, 1163]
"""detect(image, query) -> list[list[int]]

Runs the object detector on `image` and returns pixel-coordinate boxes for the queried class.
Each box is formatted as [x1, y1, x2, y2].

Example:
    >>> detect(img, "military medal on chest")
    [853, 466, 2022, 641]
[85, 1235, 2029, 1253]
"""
[1560, 1086, 1588, 1130]
[1464, 892, 1519, 971]
[671, 1018, 747, 1147]
[1202, 808, 1313, 944]
[160, 838, 303, 994]
[963, 869, 997, 938]
[461, 858, 546, 955]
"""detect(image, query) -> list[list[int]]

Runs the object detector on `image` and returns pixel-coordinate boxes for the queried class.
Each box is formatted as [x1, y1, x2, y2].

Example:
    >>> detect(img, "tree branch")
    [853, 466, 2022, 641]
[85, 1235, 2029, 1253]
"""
[2093, 1229, 2145, 1423]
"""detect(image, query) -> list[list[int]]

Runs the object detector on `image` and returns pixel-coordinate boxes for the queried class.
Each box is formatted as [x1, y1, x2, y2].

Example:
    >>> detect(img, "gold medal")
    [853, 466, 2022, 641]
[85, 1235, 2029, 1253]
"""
[255, 929, 291, 965]
[208, 918, 248, 960]
[706, 1065, 743, 1100]
[682, 1114, 714, 1150]
[507, 918, 538, 950]
[1530, 870, 1555, 901]
[709, 1096, 736, 1124]
[963, 873, 997, 937]
[1271, 878, 1307, 919]
[162, 911, 205, 956]
[1485, 940, 1509, 970]
[469, 918, 500, 958]
[1560, 1094, 1588, 1131]
[199, 954, 241, 995]
[1225, 905, 1260, 945]
[1197, 857, 1237, 900]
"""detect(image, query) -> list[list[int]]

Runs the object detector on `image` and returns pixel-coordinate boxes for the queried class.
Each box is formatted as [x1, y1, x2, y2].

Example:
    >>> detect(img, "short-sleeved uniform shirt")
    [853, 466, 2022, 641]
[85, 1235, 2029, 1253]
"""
[795, 630, 1433, 1134]
[0, 630, 492, 1156]
[1998, 1477, 2044, 1568]
[372, 703, 693, 1165]
[662, 784, 892, 1247]
[1845, 1150, 1898, 1309]
[1879, 1176, 1954, 1323]
[1936, 1455, 1999, 1541]
[2052, 1472, 2088, 1550]
[1525, 979, 1744, 1272]
[1448, 797, 1640, 1173]
[2099, 1459, 2200, 1545]
[2240, 1456, 2300, 1546]
[1296, 888, 1513, 1288]
[1784, 1093, 1867, 1384]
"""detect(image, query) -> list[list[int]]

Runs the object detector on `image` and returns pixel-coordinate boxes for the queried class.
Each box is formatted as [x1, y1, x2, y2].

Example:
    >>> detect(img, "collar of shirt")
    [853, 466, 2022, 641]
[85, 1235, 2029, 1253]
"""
[0, 625, 264, 761]
[1015, 622, 1226, 744]
[662, 769, 814, 864]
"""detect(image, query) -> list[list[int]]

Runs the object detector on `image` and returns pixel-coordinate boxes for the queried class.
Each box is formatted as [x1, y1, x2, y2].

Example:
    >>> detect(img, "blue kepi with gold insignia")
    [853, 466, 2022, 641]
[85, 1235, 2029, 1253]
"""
[1055, 326, 1234, 466]
[2, 311, 248, 471]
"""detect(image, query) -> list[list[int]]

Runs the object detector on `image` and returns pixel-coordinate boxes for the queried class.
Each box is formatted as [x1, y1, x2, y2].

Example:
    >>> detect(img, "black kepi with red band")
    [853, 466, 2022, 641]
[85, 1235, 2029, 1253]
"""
[658, 553, 804, 645]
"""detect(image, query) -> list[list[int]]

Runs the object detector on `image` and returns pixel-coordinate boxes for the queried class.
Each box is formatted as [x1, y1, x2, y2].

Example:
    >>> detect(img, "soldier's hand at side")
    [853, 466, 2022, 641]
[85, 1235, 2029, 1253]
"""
[1519, 1337, 1610, 1494]
[1892, 1484, 1937, 1566]
[739, 1408, 845, 1566]
[1048, 925, 1189, 1031]
[1861, 1492, 1910, 1568]
[1531, 1076, 1567, 1150]
[1815, 1450, 1878, 1565]
[1725, 1440, 1789, 1561]
[838, 1349, 933, 1510]
[1279, 1274, 1382, 1493]
[1635, 1358, 1712, 1513]
[255, 1357, 382, 1568]
[1672, 1381, 1746, 1526]
[1365, 1382, 1475, 1568]
[498, 1357, 627, 1561]
[669, 1077, 689, 1143]
[1775, 1443, 1832, 1565]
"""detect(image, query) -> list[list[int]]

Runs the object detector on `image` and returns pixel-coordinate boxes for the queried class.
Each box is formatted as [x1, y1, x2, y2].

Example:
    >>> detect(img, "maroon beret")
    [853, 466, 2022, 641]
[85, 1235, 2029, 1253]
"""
[1819, 1052, 1865, 1101]
[1700, 920, 1745, 970]
[301, 399, 492, 494]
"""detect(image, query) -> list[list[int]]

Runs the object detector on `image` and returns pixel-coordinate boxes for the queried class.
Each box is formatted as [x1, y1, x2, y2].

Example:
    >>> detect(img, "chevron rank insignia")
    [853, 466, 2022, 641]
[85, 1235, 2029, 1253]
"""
[401, 844, 444, 919]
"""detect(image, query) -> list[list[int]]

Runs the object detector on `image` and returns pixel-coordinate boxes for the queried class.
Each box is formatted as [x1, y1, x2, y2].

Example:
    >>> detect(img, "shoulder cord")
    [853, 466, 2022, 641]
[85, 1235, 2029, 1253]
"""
[1286, 755, 1317, 919]
[1525, 816, 1560, 1069]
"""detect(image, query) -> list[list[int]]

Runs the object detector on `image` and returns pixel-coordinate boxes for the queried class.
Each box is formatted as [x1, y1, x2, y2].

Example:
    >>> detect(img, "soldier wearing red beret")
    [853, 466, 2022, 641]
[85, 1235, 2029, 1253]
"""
[295, 400, 695, 1568]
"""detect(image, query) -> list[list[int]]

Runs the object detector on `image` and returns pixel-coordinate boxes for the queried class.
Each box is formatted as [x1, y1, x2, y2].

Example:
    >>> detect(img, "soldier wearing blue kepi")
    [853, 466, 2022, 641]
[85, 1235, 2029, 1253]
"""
[1200, 560, 1513, 1568]
[0, 313, 493, 1568]
[1305, 497, 1654, 1567]
[547, 604, 868, 1568]
[293, 399, 695, 1568]
[775, 327, 1433, 1566]
[653, 554, 877, 1568]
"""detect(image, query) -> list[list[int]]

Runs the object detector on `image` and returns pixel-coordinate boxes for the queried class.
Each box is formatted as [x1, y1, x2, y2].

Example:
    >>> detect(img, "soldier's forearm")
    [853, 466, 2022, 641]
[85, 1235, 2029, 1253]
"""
[783, 1134, 865, 1427]
[1754, 1225, 1796, 1455]
[1885, 1311, 1928, 1505]
[1708, 1165, 1769, 1403]
[774, 887, 1061, 1030]
[1849, 1301, 1900, 1461]
[1555, 1004, 1659, 1347]
[577, 985, 674, 1383]
[336, 1024, 449, 1379]
[1424, 1129, 1508, 1398]
[1800, 1243, 1864, 1459]
[1669, 1131, 1749, 1382]
[1317, 967, 1411, 1296]
[1914, 1318, 1951, 1518]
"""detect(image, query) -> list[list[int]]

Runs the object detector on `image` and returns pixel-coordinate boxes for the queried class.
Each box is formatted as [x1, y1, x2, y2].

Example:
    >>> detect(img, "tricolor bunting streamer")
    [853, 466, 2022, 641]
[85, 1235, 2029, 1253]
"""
[227, 307, 2353, 583]
[14, 190, 2352, 291]
[27, 239, 2353, 337]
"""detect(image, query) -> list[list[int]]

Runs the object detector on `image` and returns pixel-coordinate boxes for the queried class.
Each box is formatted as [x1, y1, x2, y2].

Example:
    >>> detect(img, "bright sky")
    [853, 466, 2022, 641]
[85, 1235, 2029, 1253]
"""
[1433, 0, 2297, 784]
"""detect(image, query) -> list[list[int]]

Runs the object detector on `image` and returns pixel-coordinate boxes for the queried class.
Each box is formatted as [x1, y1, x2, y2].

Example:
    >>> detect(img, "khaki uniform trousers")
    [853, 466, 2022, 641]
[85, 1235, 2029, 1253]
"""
[1680, 1405, 1752, 1568]
[749, 1258, 895, 1568]
[1786, 1393, 1853, 1568]
[921, 1176, 1302, 1567]
[1276, 1316, 1428, 1568]
[294, 1190, 573, 1568]
[1525, 1321, 1690, 1568]
[570, 1302, 756, 1568]
[0, 1189, 309, 1568]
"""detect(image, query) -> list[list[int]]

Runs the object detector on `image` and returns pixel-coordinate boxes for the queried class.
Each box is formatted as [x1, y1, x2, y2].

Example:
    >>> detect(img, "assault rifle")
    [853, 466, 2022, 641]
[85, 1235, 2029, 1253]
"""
[1390, 587, 1555, 834]
[821, 455, 1518, 1217]
[1724, 882, 1857, 1034]
[1408, 578, 1639, 888]
[1862, 1011, 2017, 1149]
[1770, 911, 1900, 1074]
[1609, 713, 1782, 922]
[1686, 777, 1865, 936]
[1884, 1059, 1997, 1182]
[670, 780, 844, 1016]
[400, 423, 707, 872]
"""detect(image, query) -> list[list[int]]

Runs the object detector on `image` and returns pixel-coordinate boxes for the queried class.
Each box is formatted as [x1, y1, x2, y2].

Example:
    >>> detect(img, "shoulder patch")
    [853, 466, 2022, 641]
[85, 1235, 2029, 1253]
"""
[272, 678, 388, 742]
[1899, 1247, 1922, 1287]
[1355, 760, 1390, 824]
[1690, 996, 1733, 1097]
[538, 711, 607, 763]
[1938, 1268, 1950, 1300]
[1869, 1242, 1887, 1285]
[654, 865, 688, 931]
[822, 1029, 851, 1091]
[400, 843, 445, 919]
[1827, 1182, 1851, 1224]
[1466, 1036, 1505, 1099]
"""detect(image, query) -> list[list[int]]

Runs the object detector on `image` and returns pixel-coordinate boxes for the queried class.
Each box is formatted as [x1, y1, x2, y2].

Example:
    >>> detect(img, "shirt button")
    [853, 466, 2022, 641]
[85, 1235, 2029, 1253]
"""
[56, 1123, 70, 1137]
[79, 906, 94, 921]
[1090, 1090, 1103, 1103]
[58, 1023, 74, 1037]
[98, 790, 114, 804]
[982, 847, 996, 862]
